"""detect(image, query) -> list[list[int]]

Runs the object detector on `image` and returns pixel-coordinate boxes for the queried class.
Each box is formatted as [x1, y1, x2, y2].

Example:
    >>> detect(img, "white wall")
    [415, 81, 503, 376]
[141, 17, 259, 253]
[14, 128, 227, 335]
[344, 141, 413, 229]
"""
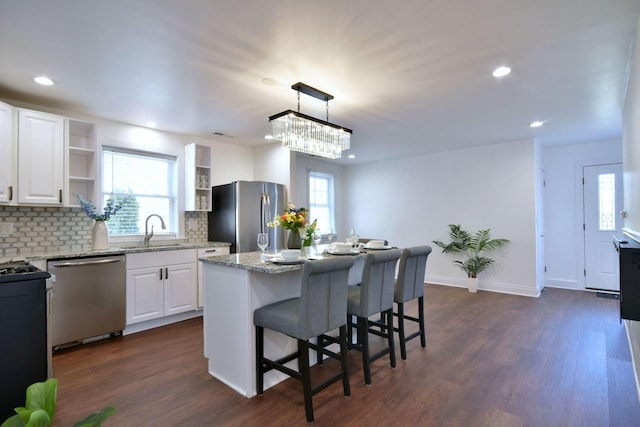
[541, 139, 623, 290]
[342, 139, 538, 297]
[253, 143, 291, 189]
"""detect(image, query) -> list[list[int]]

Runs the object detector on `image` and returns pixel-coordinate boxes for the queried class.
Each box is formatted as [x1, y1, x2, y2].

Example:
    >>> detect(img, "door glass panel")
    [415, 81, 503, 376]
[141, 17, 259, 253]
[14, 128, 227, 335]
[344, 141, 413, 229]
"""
[598, 173, 615, 231]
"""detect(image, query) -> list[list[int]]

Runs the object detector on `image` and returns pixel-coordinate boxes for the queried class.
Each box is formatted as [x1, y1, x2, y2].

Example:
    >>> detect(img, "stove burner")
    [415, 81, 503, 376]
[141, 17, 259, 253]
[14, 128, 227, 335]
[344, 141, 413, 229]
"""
[0, 261, 50, 283]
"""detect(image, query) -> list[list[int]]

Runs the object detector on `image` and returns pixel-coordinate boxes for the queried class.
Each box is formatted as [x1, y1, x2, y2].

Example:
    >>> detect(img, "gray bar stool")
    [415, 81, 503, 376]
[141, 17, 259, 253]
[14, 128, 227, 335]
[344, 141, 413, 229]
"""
[393, 245, 432, 359]
[346, 249, 402, 385]
[254, 257, 355, 423]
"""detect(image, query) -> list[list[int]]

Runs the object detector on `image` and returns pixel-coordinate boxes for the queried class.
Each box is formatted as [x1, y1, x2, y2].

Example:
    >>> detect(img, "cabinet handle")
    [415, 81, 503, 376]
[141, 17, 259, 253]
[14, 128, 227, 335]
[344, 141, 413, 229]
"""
[58, 189, 62, 203]
[8, 186, 12, 201]
[159, 268, 163, 280]
[165, 267, 168, 279]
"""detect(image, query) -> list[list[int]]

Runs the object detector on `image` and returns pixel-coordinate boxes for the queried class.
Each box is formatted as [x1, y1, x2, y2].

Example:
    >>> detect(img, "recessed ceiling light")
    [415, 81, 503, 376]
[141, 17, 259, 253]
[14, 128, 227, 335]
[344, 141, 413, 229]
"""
[492, 66, 511, 78]
[264, 134, 274, 140]
[33, 76, 54, 86]
[146, 121, 157, 128]
[529, 121, 544, 128]
[348, 154, 356, 159]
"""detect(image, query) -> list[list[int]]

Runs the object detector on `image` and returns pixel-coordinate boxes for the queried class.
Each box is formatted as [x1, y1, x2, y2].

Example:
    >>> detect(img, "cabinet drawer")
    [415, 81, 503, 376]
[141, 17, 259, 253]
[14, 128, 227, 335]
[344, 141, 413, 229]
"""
[126, 249, 197, 270]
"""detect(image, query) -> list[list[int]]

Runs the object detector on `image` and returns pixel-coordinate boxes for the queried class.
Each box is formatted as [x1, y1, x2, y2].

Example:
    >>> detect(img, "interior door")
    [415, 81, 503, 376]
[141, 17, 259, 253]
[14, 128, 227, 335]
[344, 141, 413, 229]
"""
[583, 163, 623, 291]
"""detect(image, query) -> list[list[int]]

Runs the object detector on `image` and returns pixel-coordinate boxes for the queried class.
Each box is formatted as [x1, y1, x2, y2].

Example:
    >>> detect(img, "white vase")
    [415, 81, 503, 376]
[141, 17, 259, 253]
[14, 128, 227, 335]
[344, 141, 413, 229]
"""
[467, 277, 478, 293]
[92, 221, 109, 250]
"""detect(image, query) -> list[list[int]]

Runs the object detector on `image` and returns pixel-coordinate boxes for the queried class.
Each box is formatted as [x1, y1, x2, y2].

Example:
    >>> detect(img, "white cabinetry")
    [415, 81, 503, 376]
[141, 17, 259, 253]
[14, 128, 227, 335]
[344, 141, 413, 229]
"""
[0, 101, 16, 204]
[67, 119, 97, 206]
[197, 246, 230, 308]
[17, 109, 65, 205]
[185, 143, 212, 211]
[126, 249, 197, 325]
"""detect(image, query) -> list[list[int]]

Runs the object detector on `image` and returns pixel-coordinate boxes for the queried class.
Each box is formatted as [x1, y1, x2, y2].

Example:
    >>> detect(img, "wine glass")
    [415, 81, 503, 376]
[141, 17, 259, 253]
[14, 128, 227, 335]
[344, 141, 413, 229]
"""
[257, 233, 269, 255]
[350, 228, 359, 248]
[327, 228, 335, 244]
[313, 229, 322, 255]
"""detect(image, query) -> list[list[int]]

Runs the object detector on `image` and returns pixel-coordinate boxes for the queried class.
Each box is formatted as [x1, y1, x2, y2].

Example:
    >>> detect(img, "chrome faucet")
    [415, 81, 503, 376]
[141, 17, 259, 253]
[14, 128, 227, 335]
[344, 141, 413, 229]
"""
[144, 214, 167, 246]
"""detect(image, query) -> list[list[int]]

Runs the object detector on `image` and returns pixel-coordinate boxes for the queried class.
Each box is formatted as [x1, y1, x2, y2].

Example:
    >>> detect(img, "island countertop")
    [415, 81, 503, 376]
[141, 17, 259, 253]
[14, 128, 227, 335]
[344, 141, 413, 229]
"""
[199, 251, 306, 273]
[199, 250, 368, 274]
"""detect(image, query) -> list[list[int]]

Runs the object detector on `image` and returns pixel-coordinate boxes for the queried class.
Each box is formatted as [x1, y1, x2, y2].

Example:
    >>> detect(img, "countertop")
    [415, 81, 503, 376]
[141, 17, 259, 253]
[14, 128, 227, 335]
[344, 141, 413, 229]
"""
[200, 250, 366, 274]
[1, 241, 231, 263]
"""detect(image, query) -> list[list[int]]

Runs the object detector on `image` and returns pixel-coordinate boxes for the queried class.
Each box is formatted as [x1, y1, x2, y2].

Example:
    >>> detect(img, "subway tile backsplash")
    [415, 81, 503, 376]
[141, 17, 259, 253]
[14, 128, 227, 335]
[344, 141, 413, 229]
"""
[0, 207, 209, 258]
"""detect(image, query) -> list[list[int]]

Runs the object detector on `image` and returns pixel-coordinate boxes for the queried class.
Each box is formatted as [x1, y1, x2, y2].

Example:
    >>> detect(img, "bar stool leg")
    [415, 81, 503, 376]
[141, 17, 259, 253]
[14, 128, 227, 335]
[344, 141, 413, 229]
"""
[358, 316, 372, 385]
[298, 339, 314, 423]
[339, 325, 351, 397]
[386, 308, 396, 368]
[256, 326, 264, 395]
[419, 296, 426, 348]
[397, 302, 407, 360]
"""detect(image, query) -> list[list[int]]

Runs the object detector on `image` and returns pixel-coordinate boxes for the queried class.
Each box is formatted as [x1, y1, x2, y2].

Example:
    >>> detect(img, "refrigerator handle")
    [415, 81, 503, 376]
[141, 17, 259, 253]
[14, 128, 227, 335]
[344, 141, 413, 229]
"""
[260, 192, 271, 233]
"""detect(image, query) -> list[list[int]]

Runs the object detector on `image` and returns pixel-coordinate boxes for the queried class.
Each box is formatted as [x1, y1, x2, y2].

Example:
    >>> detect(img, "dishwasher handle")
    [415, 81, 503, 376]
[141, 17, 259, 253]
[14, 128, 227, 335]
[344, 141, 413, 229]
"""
[48, 257, 123, 268]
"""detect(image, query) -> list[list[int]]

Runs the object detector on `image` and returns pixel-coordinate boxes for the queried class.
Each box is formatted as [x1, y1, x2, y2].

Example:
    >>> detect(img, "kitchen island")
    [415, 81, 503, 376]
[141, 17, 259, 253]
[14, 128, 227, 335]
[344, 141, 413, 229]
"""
[200, 251, 364, 397]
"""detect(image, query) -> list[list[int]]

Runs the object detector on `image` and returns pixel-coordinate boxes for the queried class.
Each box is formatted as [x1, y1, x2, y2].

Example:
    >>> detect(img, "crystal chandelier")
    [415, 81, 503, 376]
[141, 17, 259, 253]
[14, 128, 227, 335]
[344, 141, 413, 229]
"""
[269, 82, 352, 159]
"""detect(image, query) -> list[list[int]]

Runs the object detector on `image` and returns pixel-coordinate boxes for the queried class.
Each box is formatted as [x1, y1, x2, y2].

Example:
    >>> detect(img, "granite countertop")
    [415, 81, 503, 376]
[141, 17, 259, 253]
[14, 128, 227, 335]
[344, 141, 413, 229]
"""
[200, 250, 367, 274]
[1, 241, 231, 263]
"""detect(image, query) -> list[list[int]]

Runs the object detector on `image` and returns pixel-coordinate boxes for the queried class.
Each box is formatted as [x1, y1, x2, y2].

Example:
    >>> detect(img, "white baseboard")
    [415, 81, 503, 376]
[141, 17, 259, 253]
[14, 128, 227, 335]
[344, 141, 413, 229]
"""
[123, 310, 203, 335]
[425, 275, 540, 297]
[544, 278, 579, 290]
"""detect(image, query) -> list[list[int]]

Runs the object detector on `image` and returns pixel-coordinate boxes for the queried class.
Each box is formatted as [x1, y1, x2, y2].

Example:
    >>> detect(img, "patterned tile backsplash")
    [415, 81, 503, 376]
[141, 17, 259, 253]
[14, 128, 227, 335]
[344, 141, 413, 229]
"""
[0, 207, 209, 258]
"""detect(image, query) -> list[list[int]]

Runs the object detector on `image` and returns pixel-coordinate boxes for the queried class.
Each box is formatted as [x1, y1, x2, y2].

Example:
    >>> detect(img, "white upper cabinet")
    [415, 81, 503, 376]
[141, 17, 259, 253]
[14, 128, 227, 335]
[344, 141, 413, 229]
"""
[66, 119, 97, 206]
[184, 143, 211, 211]
[17, 109, 65, 205]
[0, 101, 16, 204]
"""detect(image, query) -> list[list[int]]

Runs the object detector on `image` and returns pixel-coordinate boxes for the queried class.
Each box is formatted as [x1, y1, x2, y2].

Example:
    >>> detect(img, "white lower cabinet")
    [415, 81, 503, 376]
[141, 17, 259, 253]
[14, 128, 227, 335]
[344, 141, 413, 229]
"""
[126, 249, 197, 325]
[197, 246, 230, 308]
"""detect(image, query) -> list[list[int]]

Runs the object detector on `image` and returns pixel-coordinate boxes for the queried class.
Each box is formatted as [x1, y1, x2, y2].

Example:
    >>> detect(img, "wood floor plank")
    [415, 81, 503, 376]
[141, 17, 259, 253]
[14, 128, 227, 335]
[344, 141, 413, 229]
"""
[49, 285, 640, 426]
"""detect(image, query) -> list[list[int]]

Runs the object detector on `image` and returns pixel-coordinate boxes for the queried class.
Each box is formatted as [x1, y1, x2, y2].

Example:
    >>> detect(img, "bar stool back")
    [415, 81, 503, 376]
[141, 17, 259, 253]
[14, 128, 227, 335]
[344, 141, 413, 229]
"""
[346, 249, 402, 385]
[254, 257, 355, 423]
[394, 245, 432, 359]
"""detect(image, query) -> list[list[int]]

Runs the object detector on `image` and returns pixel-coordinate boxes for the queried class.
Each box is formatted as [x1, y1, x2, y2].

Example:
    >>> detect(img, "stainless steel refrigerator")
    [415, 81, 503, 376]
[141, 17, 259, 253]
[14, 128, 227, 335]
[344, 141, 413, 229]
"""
[207, 181, 285, 253]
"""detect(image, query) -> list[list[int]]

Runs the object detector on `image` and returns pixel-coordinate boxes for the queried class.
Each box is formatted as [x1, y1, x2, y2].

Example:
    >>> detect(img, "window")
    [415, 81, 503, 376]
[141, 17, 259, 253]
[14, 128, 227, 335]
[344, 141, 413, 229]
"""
[308, 171, 335, 234]
[598, 173, 615, 231]
[102, 147, 177, 236]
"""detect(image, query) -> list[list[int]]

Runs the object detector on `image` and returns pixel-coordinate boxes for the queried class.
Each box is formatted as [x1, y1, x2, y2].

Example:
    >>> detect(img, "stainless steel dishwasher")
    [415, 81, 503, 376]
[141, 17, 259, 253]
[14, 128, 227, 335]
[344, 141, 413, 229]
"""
[48, 254, 126, 348]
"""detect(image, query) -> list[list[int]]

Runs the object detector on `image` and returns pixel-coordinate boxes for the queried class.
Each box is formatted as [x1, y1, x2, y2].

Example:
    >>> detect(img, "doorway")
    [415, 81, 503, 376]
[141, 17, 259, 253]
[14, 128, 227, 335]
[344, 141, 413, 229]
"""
[583, 163, 623, 291]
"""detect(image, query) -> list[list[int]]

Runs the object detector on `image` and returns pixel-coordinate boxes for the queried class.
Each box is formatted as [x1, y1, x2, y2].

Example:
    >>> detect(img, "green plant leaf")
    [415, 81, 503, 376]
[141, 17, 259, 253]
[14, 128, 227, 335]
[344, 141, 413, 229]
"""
[1, 414, 25, 427]
[23, 409, 51, 427]
[73, 406, 117, 427]
[24, 379, 57, 422]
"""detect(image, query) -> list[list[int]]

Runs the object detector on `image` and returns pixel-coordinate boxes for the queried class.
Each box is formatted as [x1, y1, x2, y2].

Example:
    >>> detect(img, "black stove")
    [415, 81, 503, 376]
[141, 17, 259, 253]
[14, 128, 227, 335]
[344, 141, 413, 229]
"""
[0, 261, 51, 283]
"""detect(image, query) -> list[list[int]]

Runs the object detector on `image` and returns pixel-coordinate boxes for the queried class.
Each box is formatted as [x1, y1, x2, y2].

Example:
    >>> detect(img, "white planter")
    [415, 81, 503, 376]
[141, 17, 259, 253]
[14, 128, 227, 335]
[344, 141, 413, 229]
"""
[92, 220, 109, 250]
[467, 277, 478, 293]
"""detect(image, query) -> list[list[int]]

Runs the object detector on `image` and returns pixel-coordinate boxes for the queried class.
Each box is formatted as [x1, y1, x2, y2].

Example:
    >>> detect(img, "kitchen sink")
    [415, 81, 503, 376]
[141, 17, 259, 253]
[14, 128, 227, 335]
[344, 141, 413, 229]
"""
[115, 242, 196, 252]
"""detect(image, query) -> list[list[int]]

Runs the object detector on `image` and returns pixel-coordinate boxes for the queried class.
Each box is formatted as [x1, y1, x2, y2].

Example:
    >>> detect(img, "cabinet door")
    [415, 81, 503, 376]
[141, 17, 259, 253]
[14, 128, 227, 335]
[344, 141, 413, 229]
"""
[17, 109, 65, 205]
[0, 101, 15, 204]
[126, 267, 164, 324]
[164, 262, 197, 316]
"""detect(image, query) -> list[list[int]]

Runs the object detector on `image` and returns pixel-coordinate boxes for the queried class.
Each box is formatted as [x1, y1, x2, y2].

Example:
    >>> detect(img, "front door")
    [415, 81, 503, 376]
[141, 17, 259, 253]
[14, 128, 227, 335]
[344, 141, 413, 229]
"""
[583, 163, 623, 291]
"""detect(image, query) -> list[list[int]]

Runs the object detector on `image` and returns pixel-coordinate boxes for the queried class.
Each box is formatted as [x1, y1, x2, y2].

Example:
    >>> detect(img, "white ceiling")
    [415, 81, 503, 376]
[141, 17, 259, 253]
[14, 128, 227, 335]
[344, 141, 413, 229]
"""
[0, 0, 638, 164]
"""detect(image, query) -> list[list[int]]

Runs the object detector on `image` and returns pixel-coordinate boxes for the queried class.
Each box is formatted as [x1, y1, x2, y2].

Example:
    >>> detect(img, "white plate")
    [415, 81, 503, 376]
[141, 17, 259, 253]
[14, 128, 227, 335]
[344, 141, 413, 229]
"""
[364, 245, 393, 250]
[327, 249, 360, 255]
[270, 256, 306, 265]
[271, 258, 307, 265]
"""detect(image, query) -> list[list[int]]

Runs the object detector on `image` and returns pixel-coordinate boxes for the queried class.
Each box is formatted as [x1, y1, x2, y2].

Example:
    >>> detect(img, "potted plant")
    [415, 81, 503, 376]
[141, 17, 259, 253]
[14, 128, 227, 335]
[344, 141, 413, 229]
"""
[1, 378, 115, 427]
[268, 202, 317, 250]
[433, 224, 509, 293]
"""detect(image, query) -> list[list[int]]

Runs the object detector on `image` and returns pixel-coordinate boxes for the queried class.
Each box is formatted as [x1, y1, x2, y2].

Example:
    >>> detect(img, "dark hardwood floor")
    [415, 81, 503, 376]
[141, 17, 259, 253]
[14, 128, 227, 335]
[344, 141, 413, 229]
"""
[51, 285, 640, 426]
